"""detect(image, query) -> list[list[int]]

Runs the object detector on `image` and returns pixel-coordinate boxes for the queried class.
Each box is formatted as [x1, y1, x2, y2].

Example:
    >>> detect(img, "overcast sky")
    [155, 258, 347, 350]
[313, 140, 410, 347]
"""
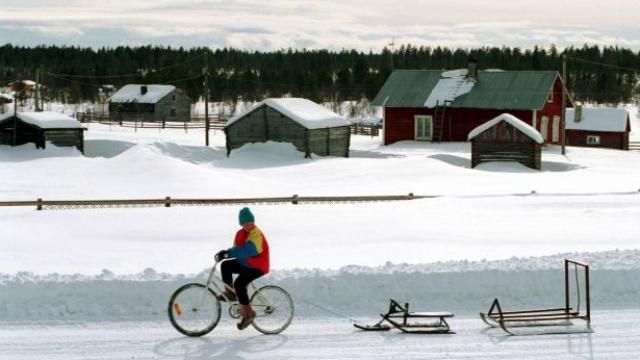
[1, 0, 639, 51]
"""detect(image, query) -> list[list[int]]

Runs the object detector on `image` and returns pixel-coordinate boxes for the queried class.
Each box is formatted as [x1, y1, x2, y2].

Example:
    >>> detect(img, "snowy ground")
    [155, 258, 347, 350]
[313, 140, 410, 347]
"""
[2, 312, 640, 360]
[1, 109, 640, 358]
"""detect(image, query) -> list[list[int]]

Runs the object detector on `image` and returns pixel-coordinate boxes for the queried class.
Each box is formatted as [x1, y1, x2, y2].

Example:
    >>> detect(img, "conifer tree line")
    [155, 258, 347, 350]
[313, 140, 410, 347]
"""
[0, 43, 638, 106]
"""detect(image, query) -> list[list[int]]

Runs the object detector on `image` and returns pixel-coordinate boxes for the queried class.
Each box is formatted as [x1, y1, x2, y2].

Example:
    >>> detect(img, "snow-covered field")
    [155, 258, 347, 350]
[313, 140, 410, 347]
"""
[2, 111, 640, 358]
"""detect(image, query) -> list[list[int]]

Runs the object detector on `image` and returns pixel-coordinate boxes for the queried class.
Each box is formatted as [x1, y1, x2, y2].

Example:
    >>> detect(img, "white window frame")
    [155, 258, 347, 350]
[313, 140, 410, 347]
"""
[587, 135, 600, 145]
[540, 116, 549, 141]
[552, 116, 560, 143]
[414, 115, 433, 141]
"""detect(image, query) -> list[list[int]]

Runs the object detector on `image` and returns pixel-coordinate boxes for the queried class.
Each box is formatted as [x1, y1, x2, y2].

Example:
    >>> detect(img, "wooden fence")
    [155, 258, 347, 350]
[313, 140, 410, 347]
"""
[350, 123, 381, 137]
[0, 194, 430, 210]
[75, 112, 228, 131]
[630, 141, 640, 152]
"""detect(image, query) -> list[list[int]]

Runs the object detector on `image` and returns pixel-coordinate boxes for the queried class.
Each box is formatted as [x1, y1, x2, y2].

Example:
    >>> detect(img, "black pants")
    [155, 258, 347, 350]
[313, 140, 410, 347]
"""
[221, 259, 264, 305]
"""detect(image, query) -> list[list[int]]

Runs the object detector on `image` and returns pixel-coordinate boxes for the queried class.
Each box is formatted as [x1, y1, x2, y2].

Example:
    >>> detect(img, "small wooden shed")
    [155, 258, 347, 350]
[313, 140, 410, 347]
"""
[0, 112, 85, 153]
[224, 98, 352, 158]
[468, 113, 544, 170]
[565, 107, 630, 150]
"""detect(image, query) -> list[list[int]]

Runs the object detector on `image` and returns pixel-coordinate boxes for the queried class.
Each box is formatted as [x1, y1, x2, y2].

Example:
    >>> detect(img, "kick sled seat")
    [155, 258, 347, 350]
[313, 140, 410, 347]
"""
[354, 299, 455, 334]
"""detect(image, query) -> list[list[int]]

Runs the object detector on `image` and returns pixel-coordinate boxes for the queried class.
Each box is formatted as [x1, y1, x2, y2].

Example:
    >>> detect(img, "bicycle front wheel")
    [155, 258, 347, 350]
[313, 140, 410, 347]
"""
[250, 285, 294, 334]
[168, 283, 221, 337]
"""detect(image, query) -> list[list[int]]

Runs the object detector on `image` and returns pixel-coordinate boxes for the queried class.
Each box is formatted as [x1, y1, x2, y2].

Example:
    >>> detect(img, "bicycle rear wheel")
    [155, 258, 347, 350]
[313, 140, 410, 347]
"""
[250, 285, 294, 334]
[168, 283, 221, 337]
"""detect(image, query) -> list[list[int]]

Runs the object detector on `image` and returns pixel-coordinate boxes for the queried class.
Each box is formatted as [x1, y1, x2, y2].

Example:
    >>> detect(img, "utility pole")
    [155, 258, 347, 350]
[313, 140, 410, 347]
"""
[12, 79, 18, 146]
[203, 50, 210, 147]
[561, 54, 567, 155]
[39, 64, 45, 111]
[388, 38, 395, 70]
[35, 67, 42, 112]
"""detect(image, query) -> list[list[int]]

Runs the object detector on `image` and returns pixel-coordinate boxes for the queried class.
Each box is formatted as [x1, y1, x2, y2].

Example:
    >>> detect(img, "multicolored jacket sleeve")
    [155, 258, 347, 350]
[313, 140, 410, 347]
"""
[228, 229, 265, 259]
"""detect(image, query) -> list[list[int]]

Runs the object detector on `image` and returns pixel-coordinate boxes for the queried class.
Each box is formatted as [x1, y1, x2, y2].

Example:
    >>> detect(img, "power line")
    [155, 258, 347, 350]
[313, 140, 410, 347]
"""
[566, 56, 640, 73]
[165, 74, 204, 84]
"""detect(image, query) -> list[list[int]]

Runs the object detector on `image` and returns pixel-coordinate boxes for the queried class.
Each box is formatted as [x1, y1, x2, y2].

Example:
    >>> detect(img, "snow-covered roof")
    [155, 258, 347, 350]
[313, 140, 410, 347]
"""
[227, 98, 351, 130]
[424, 69, 475, 107]
[109, 84, 175, 104]
[0, 112, 12, 122]
[17, 112, 83, 129]
[0, 93, 13, 102]
[468, 113, 544, 144]
[566, 107, 629, 132]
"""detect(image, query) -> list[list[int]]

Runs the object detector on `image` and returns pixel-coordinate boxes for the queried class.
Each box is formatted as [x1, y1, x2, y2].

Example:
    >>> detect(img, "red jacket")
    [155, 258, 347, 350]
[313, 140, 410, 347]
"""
[228, 226, 270, 274]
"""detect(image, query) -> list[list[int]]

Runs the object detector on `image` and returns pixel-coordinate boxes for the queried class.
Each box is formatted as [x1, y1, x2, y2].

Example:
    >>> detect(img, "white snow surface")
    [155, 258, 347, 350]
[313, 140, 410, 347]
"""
[2, 122, 640, 275]
[566, 107, 630, 132]
[4, 314, 640, 360]
[108, 84, 175, 104]
[17, 111, 83, 129]
[424, 68, 475, 107]
[2, 116, 640, 358]
[468, 113, 544, 143]
[227, 98, 351, 129]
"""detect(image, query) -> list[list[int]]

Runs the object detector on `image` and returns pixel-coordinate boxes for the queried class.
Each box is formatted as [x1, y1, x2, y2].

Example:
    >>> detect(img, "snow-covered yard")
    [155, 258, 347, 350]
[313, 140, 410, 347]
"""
[2, 123, 640, 274]
[1, 115, 640, 358]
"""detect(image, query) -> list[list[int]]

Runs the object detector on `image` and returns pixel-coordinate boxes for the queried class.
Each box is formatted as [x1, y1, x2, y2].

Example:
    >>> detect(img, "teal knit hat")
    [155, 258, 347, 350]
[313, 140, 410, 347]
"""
[238, 207, 255, 225]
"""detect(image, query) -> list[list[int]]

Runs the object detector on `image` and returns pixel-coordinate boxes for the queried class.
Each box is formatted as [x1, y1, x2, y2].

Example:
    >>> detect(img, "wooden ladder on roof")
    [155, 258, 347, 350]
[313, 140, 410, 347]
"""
[432, 101, 449, 143]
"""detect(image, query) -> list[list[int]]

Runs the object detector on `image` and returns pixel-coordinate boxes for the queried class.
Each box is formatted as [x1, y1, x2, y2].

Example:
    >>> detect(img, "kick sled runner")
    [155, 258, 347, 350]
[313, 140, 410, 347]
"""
[480, 259, 593, 336]
[354, 299, 455, 334]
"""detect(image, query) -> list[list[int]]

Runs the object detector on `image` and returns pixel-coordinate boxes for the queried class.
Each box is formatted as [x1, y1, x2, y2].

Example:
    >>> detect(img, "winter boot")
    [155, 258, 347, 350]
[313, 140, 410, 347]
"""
[217, 288, 237, 302]
[237, 304, 256, 330]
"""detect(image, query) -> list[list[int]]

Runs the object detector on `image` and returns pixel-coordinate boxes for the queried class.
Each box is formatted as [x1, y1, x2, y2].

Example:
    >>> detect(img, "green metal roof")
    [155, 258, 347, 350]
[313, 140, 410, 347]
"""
[372, 70, 560, 110]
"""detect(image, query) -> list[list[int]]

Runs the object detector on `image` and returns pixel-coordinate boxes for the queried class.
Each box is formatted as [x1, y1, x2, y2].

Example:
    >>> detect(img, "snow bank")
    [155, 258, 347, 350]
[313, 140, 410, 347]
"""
[1, 250, 639, 321]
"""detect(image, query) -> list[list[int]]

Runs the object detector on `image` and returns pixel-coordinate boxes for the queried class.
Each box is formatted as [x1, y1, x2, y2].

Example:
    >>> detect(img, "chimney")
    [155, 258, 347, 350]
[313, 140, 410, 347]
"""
[467, 58, 478, 79]
[141, 85, 148, 95]
[575, 104, 582, 123]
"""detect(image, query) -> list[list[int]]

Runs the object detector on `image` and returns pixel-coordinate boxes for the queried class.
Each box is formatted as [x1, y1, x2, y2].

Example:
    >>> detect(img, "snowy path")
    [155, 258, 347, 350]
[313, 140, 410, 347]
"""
[2, 311, 639, 359]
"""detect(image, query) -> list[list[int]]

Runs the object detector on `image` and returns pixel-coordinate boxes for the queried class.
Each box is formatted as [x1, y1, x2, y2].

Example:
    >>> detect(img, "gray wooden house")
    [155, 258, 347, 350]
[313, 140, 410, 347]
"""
[224, 98, 352, 158]
[0, 111, 85, 153]
[108, 84, 191, 121]
[468, 113, 544, 170]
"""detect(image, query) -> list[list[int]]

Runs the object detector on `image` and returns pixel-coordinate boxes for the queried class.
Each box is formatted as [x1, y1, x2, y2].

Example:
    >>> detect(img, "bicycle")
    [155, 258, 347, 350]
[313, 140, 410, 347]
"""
[168, 258, 294, 337]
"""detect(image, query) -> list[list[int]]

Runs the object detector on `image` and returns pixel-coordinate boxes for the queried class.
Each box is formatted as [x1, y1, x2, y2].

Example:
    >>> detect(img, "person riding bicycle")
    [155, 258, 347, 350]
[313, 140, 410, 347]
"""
[215, 207, 270, 330]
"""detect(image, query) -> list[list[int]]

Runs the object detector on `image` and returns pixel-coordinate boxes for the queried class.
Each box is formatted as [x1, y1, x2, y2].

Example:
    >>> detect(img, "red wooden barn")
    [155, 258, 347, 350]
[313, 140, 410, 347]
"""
[565, 107, 630, 150]
[372, 63, 572, 146]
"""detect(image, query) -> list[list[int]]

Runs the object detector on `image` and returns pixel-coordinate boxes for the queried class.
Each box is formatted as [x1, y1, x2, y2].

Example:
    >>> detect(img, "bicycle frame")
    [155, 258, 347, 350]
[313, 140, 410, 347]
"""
[200, 258, 273, 317]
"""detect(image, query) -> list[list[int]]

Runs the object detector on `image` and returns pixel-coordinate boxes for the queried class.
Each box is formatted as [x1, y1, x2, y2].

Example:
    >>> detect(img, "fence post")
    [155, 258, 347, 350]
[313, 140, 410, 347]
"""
[165, 196, 171, 208]
[292, 194, 299, 205]
[37, 198, 43, 211]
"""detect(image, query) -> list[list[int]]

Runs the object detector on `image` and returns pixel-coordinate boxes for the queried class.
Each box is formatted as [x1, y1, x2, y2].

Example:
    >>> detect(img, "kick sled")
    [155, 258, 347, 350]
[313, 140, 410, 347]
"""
[354, 299, 455, 334]
[480, 259, 593, 336]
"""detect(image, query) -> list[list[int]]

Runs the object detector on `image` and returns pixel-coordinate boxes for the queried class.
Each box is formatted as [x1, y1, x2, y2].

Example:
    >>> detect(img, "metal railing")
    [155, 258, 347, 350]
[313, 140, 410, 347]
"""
[0, 193, 431, 210]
